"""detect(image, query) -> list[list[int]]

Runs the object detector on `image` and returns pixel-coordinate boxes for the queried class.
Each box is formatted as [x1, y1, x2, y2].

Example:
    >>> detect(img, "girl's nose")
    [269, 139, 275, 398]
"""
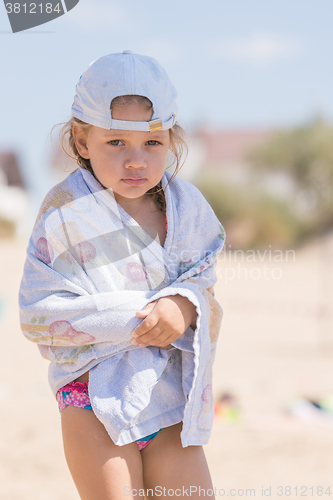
[124, 148, 147, 169]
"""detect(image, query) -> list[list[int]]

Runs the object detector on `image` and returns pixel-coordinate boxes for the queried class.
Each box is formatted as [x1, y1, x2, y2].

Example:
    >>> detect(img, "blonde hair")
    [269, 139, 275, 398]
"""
[57, 95, 188, 215]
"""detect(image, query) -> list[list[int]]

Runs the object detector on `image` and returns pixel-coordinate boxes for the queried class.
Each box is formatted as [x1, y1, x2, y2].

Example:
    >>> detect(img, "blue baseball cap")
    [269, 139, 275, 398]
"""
[71, 51, 178, 132]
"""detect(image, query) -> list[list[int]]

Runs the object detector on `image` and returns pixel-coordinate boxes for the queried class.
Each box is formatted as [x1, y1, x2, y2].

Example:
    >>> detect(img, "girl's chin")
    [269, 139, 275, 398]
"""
[113, 190, 149, 203]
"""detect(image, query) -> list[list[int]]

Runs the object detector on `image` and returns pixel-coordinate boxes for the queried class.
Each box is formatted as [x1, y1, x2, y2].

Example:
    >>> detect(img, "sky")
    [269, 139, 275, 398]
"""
[1, 0, 333, 203]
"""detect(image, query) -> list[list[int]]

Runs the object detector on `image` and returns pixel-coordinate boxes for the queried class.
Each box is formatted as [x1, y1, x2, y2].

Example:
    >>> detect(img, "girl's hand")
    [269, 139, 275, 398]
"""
[132, 294, 198, 348]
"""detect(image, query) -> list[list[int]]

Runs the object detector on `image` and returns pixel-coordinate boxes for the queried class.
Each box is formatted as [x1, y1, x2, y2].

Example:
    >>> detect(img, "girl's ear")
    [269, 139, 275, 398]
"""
[73, 125, 90, 159]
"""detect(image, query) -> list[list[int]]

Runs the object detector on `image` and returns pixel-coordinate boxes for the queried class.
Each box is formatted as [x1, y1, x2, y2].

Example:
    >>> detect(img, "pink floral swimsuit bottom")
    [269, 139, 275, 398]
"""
[56, 381, 162, 451]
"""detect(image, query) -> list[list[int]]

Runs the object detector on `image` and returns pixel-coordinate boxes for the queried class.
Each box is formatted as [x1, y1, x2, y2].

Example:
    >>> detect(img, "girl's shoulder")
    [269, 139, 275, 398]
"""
[164, 171, 226, 256]
[164, 170, 216, 221]
[34, 169, 87, 227]
[164, 170, 209, 207]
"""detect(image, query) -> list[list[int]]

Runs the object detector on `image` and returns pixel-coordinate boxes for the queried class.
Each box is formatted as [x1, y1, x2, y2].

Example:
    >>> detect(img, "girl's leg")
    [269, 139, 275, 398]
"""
[141, 422, 215, 499]
[61, 406, 144, 500]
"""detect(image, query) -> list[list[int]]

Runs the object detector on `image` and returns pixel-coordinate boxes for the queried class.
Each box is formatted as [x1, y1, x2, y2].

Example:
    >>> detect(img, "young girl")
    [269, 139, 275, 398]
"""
[19, 51, 226, 500]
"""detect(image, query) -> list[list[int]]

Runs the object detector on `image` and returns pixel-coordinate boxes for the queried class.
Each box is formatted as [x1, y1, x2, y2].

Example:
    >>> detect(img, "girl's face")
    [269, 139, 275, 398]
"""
[74, 102, 170, 205]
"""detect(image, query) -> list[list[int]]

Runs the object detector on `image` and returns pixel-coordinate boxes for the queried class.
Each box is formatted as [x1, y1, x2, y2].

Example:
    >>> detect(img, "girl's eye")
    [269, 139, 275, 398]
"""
[146, 140, 161, 146]
[108, 140, 122, 146]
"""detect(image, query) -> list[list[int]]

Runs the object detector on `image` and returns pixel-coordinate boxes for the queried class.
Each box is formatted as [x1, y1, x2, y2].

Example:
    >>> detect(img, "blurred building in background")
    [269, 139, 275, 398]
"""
[0, 152, 30, 238]
[190, 127, 295, 198]
[192, 128, 271, 183]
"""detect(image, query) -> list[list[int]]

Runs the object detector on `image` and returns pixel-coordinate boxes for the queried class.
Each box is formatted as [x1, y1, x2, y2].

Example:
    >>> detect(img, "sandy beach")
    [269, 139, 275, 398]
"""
[1, 235, 333, 499]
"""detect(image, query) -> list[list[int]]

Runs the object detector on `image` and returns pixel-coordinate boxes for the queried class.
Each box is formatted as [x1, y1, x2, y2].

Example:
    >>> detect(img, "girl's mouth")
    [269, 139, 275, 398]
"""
[122, 178, 147, 185]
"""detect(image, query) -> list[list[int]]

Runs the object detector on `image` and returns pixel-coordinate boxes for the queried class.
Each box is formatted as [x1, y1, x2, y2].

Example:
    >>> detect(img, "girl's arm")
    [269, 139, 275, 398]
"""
[132, 294, 198, 348]
[131, 265, 218, 349]
[19, 246, 150, 348]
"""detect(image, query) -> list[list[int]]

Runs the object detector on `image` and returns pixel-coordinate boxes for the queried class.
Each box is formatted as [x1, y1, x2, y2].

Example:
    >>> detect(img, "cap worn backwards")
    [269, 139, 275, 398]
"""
[71, 51, 178, 132]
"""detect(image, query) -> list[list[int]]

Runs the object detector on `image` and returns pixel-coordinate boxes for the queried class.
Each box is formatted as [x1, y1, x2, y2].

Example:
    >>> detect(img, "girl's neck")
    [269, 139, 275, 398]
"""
[114, 194, 166, 246]
[114, 193, 153, 218]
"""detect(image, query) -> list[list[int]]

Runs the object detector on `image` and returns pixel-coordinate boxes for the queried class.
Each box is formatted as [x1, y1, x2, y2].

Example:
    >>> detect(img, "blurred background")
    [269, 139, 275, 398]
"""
[1, 1, 333, 498]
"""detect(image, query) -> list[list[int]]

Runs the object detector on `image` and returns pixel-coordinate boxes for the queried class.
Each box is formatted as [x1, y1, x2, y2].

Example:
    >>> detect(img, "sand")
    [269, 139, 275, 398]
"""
[1, 234, 332, 499]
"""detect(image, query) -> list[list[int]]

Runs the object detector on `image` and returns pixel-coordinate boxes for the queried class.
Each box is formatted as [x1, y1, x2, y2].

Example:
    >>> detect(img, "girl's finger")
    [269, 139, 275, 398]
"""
[132, 328, 168, 346]
[132, 326, 163, 344]
[135, 301, 156, 317]
[157, 334, 175, 348]
[132, 312, 159, 338]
